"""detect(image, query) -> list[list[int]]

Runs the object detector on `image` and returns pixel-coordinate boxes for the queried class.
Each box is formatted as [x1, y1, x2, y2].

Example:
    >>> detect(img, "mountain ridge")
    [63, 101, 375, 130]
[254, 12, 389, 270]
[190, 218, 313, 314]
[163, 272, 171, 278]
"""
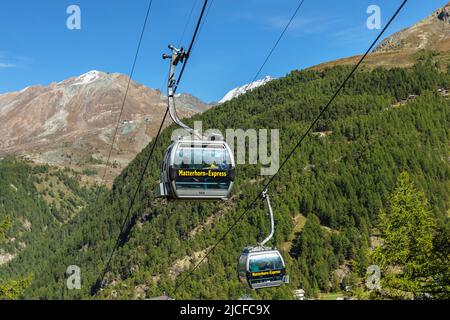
[310, 2, 450, 72]
[0, 70, 211, 183]
[373, 2, 450, 53]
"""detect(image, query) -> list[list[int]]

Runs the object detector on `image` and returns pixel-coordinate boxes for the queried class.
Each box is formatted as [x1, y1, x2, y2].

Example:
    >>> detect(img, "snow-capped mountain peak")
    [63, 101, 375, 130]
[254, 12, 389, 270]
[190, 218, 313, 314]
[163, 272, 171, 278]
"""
[219, 76, 274, 103]
[72, 70, 103, 86]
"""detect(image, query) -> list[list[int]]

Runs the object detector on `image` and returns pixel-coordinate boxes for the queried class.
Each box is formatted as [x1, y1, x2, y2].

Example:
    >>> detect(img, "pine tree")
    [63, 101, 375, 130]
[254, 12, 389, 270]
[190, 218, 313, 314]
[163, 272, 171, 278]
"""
[373, 172, 436, 299]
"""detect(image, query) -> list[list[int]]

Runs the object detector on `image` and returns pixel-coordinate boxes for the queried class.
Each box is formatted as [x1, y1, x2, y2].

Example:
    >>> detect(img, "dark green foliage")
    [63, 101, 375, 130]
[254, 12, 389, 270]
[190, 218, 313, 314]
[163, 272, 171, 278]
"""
[291, 214, 337, 296]
[0, 158, 94, 299]
[0, 158, 94, 253]
[425, 224, 450, 299]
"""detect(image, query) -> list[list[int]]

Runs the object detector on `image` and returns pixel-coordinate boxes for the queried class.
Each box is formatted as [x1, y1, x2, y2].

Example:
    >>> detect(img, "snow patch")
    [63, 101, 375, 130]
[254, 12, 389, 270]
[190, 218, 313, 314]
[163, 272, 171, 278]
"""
[19, 86, 31, 93]
[72, 70, 102, 86]
[219, 76, 274, 103]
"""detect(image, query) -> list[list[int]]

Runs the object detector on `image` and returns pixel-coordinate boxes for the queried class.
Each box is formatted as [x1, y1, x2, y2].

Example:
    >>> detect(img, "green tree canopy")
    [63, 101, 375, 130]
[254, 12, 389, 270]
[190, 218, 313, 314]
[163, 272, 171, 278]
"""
[373, 171, 437, 298]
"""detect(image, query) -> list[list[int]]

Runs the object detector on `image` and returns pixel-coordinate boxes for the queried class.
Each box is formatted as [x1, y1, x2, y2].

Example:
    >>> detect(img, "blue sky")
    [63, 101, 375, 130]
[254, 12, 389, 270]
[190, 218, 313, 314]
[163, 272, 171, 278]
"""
[0, 0, 446, 102]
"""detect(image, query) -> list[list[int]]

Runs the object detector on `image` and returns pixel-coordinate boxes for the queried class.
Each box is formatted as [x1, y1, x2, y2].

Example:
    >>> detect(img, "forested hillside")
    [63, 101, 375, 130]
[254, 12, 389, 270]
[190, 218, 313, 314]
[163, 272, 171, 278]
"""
[0, 159, 94, 263]
[0, 52, 448, 300]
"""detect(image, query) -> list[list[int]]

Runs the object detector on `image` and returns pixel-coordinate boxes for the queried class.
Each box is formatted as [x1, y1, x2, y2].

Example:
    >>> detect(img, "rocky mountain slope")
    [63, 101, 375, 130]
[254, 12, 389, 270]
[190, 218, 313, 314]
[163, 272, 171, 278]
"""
[374, 2, 450, 53]
[0, 71, 211, 182]
[312, 2, 450, 72]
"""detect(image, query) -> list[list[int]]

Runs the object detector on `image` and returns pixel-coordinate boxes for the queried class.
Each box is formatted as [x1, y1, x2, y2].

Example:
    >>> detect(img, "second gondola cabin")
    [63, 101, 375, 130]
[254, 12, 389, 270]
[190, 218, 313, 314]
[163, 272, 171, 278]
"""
[238, 247, 288, 289]
[157, 136, 236, 200]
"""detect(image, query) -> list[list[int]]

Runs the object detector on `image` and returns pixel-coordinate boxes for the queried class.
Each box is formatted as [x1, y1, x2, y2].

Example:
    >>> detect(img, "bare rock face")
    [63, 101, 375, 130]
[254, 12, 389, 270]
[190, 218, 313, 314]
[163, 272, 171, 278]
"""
[437, 3, 450, 23]
[0, 71, 211, 181]
[373, 2, 450, 53]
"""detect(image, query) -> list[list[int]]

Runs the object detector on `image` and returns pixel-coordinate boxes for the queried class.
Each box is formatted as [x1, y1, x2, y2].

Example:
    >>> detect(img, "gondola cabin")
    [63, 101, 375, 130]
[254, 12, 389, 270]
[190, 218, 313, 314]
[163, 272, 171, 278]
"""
[238, 247, 288, 289]
[157, 137, 236, 200]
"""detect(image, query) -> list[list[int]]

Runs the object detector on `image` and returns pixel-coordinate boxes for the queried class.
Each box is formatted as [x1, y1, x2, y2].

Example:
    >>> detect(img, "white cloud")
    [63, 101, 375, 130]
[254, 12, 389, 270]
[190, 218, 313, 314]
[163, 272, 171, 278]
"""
[0, 62, 16, 69]
[0, 52, 32, 69]
[330, 24, 372, 46]
[238, 12, 347, 37]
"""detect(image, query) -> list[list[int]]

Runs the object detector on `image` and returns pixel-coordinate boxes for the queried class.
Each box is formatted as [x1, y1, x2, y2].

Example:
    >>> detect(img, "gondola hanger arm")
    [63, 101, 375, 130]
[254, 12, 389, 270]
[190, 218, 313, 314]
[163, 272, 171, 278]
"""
[259, 189, 275, 247]
[163, 44, 200, 139]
